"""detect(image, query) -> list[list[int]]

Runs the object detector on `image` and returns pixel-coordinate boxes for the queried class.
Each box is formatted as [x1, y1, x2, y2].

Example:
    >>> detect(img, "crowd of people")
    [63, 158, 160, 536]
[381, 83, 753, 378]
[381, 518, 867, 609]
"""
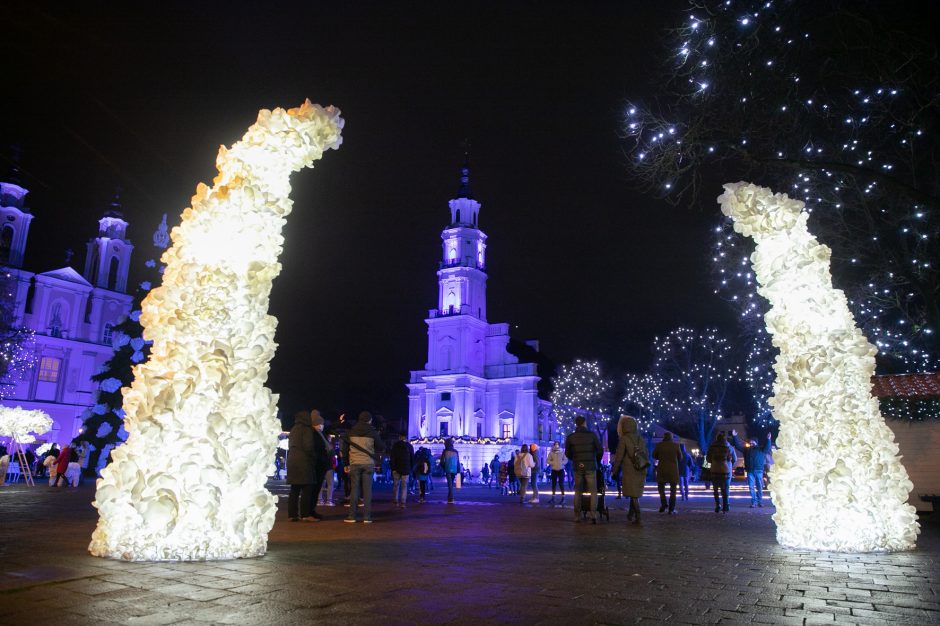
[0, 438, 92, 488]
[280, 409, 776, 525]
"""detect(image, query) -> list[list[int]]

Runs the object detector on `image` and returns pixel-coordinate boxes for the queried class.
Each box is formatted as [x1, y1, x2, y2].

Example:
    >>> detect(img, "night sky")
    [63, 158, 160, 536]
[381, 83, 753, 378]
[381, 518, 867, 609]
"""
[4, 2, 737, 421]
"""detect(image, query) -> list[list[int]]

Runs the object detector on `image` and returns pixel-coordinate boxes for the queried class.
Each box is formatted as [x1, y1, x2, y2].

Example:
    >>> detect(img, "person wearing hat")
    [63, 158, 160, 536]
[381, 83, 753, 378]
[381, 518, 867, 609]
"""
[341, 411, 385, 523]
[309, 410, 331, 519]
[287, 410, 318, 522]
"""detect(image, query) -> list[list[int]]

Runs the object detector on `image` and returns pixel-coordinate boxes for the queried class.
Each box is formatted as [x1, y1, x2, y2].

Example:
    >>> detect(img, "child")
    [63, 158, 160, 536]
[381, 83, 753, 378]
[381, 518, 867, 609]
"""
[498, 461, 509, 496]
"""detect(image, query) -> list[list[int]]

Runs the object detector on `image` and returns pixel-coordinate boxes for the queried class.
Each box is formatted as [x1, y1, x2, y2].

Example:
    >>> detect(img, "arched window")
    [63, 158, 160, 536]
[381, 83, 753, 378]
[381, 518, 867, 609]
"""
[0, 224, 13, 265]
[84, 295, 94, 323]
[455, 209, 461, 224]
[107, 256, 120, 290]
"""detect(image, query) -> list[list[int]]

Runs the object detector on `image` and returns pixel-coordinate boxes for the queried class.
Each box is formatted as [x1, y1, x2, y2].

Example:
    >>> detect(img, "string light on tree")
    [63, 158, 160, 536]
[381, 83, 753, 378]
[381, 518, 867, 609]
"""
[618, 372, 664, 434]
[649, 327, 739, 452]
[0, 268, 37, 398]
[624, 0, 939, 373]
[550, 359, 615, 437]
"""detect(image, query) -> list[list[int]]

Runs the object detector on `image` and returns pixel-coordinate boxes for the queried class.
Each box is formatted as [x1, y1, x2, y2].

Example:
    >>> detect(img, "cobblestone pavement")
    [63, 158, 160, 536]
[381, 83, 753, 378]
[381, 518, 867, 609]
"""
[1, 479, 938, 625]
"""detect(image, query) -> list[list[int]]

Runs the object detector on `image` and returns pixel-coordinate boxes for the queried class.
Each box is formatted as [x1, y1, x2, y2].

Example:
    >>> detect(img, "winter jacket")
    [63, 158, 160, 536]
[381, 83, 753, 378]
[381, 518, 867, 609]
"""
[55, 447, 72, 476]
[414, 450, 432, 478]
[287, 413, 316, 484]
[546, 448, 565, 471]
[390, 439, 415, 475]
[706, 439, 737, 476]
[342, 418, 385, 466]
[652, 439, 682, 484]
[611, 416, 646, 497]
[440, 449, 459, 474]
[514, 451, 535, 478]
[730, 435, 772, 473]
[564, 426, 602, 471]
[312, 428, 331, 476]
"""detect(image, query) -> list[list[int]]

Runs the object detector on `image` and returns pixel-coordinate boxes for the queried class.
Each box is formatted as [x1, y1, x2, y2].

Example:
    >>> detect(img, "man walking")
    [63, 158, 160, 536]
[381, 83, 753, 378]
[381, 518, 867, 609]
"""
[731, 429, 773, 508]
[564, 415, 602, 524]
[652, 432, 682, 514]
[342, 411, 385, 523]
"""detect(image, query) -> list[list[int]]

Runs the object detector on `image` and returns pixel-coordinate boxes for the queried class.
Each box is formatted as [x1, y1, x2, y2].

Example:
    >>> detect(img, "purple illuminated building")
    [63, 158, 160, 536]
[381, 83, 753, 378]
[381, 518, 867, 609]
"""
[1, 179, 134, 446]
[407, 164, 553, 474]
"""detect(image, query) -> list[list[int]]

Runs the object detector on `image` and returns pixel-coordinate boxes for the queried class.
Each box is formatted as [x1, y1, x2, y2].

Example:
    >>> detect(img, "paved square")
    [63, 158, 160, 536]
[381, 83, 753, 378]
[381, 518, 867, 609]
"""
[1, 480, 938, 625]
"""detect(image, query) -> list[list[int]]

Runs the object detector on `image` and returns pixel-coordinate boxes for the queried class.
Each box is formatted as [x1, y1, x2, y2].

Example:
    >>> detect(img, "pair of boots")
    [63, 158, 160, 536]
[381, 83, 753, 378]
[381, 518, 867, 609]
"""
[626, 497, 641, 525]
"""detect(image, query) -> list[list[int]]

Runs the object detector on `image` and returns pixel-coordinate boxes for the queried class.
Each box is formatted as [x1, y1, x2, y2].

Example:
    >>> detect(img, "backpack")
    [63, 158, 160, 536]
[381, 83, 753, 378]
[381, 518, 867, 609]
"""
[631, 444, 650, 472]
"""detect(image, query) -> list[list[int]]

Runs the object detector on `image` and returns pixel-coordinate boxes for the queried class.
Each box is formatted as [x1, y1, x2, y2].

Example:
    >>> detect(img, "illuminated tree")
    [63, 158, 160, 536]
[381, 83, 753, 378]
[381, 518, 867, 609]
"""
[551, 359, 615, 437]
[624, 0, 939, 372]
[649, 327, 739, 451]
[0, 266, 36, 398]
[618, 372, 665, 434]
[711, 222, 778, 426]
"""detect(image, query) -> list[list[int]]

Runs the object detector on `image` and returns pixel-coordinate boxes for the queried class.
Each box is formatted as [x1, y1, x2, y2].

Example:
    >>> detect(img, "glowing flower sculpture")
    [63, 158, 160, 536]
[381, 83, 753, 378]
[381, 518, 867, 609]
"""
[718, 182, 919, 552]
[90, 101, 343, 561]
[0, 406, 53, 444]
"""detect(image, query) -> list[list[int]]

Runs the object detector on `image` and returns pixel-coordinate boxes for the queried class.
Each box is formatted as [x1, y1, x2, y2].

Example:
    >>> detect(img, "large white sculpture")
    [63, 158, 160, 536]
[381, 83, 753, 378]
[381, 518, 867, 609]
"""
[90, 101, 343, 561]
[718, 182, 919, 552]
[0, 405, 52, 444]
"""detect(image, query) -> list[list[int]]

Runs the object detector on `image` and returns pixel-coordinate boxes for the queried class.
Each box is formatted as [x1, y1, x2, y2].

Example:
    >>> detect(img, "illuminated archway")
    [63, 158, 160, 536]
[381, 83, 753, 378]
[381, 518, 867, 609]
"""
[718, 182, 919, 552]
[89, 101, 344, 561]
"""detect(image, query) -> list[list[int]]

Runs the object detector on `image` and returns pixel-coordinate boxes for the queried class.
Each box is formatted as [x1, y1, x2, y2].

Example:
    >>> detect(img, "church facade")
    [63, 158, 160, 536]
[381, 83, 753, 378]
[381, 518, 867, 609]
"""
[406, 165, 553, 474]
[1, 180, 134, 446]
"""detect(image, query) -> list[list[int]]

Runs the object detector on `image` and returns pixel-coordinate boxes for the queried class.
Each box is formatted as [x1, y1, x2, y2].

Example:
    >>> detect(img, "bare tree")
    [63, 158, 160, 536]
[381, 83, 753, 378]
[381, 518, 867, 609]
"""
[625, 0, 939, 372]
[649, 327, 739, 451]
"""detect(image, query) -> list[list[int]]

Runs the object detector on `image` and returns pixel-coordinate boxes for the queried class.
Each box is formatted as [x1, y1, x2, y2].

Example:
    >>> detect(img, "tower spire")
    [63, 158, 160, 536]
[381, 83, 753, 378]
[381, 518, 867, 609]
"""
[457, 140, 473, 200]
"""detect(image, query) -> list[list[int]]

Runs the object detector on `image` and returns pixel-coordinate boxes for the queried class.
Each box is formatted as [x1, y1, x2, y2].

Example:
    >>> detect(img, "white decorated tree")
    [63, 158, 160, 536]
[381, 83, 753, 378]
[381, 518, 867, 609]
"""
[90, 101, 343, 561]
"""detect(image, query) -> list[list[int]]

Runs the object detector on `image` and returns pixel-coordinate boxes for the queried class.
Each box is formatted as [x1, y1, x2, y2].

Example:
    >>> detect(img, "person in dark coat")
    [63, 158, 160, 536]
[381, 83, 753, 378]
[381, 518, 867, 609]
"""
[706, 433, 737, 513]
[309, 410, 331, 519]
[390, 434, 415, 508]
[287, 410, 317, 522]
[652, 432, 682, 514]
[611, 416, 646, 525]
[564, 415, 603, 524]
[414, 447, 432, 502]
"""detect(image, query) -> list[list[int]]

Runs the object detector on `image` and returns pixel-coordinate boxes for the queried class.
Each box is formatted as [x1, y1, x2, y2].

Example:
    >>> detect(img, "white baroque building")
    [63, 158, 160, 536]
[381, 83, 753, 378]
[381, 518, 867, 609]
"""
[1, 179, 134, 446]
[407, 164, 552, 474]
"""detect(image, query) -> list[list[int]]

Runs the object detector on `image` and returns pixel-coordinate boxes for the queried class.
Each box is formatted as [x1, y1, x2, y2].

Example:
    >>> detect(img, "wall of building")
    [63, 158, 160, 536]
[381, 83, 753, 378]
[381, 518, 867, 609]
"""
[887, 420, 940, 512]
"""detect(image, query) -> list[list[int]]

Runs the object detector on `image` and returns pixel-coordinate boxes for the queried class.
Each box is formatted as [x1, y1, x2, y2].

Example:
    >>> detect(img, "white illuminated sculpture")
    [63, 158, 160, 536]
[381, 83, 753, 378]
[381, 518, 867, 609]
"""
[0, 406, 53, 444]
[89, 101, 343, 561]
[718, 182, 919, 552]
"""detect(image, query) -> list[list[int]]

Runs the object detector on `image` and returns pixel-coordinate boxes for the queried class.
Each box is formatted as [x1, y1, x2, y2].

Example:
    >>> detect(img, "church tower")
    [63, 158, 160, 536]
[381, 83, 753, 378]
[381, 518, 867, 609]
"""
[0, 156, 33, 269]
[83, 193, 134, 293]
[408, 156, 549, 471]
[437, 160, 488, 320]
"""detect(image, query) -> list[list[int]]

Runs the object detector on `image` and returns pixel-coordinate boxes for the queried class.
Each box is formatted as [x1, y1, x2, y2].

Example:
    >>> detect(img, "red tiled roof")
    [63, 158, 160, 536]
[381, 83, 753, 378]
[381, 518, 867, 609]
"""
[871, 373, 940, 399]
